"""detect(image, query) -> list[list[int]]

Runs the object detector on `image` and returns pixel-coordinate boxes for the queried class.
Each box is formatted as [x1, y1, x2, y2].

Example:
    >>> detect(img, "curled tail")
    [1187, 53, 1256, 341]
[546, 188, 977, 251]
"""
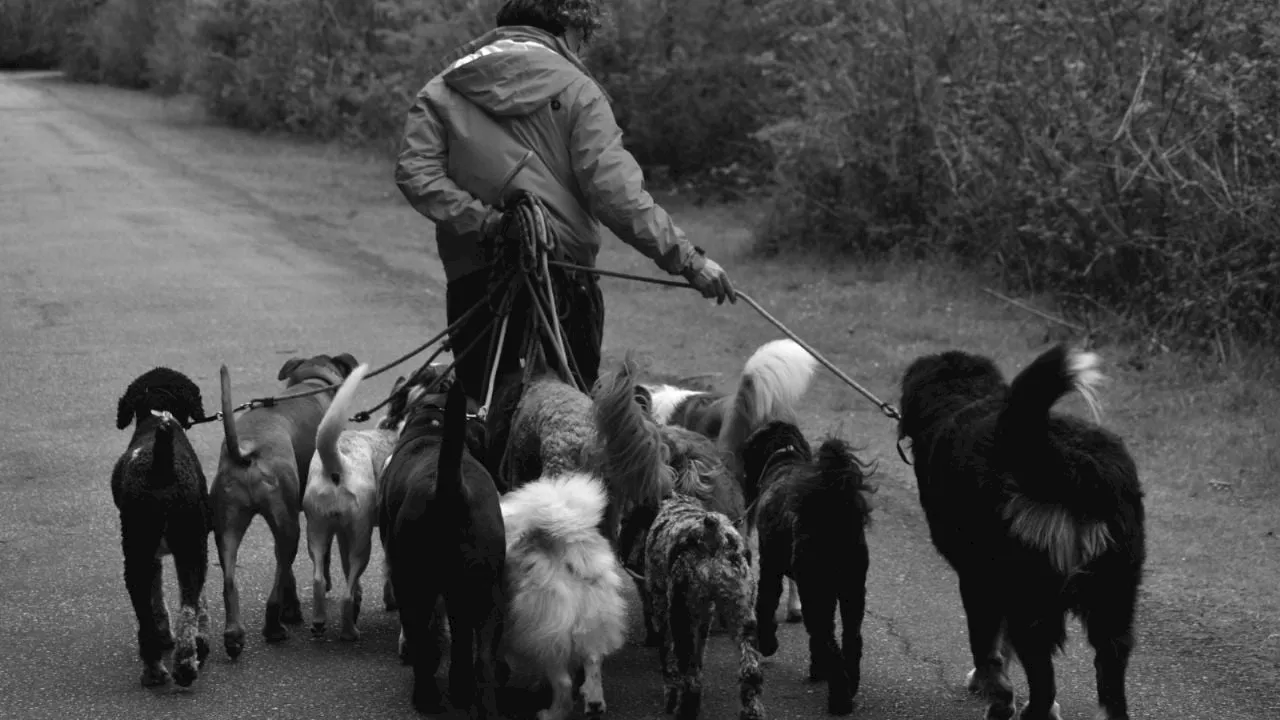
[1000, 345, 1104, 438]
[592, 356, 674, 511]
[219, 365, 247, 465]
[436, 381, 470, 503]
[998, 345, 1121, 576]
[796, 437, 877, 529]
[316, 364, 369, 482]
[145, 412, 182, 484]
[719, 339, 819, 463]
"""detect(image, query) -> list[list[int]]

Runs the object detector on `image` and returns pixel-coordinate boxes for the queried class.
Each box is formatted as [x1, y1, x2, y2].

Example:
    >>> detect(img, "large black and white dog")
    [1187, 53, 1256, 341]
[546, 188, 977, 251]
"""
[741, 421, 875, 716]
[897, 344, 1146, 720]
[379, 381, 506, 718]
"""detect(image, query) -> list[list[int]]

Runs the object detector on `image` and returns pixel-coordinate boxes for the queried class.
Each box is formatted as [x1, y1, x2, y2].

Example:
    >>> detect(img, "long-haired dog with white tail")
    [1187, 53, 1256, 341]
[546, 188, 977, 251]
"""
[112, 367, 212, 688]
[302, 363, 399, 641]
[897, 344, 1146, 720]
[645, 493, 765, 720]
[499, 471, 629, 720]
[637, 338, 817, 622]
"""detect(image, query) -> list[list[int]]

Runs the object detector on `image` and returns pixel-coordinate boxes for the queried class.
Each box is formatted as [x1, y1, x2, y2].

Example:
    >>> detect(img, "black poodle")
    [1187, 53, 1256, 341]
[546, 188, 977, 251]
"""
[113, 367, 212, 688]
[742, 421, 876, 716]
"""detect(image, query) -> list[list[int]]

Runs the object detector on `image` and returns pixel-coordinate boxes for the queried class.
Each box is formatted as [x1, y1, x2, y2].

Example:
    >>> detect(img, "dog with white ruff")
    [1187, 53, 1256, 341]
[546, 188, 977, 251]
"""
[897, 344, 1146, 720]
[741, 421, 876, 715]
[499, 471, 629, 720]
[638, 338, 818, 623]
[212, 353, 359, 658]
[112, 367, 213, 687]
[302, 363, 400, 641]
[645, 492, 765, 720]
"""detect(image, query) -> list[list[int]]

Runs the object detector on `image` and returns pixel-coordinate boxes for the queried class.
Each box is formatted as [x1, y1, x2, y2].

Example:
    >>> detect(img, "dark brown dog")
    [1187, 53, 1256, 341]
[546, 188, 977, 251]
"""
[210, 353, 358, 658]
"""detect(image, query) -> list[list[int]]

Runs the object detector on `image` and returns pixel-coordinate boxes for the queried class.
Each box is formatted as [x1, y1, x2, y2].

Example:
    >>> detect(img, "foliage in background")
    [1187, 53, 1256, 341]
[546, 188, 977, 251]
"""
[753, 0, 1280, 352]
[3, 0, 1278, 352]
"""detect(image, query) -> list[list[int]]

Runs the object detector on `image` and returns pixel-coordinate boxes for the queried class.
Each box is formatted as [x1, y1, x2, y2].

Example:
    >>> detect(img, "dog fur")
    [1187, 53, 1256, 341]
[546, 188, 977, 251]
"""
[211, 352, 358, 658]
[379, 381, 506, 717]
[303, 363, 399, 642]
[112, 367, 213, 688]
[644, 493, 765, 720]
[743, 420, 876, 715]
[499, 472, 629, 720]
[897, 344, 1146, 720]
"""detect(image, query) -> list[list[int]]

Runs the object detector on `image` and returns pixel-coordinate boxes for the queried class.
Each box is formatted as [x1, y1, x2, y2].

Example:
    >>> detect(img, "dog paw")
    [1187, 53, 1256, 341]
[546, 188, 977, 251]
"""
[262, 623, 289, 643]
[280, 604, 303, 626]
[310, 622, 326, 639]
[223, 629, 245, 659]
[140, 664, 171, 688]
[195, 636, 210, 666]
[339, 626, 361, 643]
[808, 659, 827, 682]
[966, 667, 982, 693]
[1012, 701, 1062, 720]
[828, 690, 854, 716]
[786, 608, 804, 624]
[172, 655, 199, 688]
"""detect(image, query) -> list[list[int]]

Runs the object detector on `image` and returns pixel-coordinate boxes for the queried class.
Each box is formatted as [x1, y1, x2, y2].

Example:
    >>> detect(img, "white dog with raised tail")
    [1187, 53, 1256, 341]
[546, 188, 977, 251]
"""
[302, 363, 397, 641]
[500, 471, 629, 720]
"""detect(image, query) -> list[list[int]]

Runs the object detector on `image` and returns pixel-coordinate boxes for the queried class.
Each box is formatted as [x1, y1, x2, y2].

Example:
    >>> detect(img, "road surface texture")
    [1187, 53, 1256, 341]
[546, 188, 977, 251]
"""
[1, 71, 1276, 720]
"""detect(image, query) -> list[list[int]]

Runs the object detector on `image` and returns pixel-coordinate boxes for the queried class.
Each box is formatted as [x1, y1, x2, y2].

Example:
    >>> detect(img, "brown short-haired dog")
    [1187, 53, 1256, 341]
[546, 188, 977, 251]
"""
[211, 352, 358, 658]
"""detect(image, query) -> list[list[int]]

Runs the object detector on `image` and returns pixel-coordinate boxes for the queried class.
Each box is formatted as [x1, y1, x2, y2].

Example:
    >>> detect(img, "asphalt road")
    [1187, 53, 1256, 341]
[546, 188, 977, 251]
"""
[0, 72, 1274, 720]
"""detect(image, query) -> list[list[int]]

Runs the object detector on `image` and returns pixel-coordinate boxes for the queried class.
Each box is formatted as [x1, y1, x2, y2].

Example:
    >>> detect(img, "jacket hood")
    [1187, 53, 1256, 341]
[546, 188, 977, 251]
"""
[441, 27, 587, 117]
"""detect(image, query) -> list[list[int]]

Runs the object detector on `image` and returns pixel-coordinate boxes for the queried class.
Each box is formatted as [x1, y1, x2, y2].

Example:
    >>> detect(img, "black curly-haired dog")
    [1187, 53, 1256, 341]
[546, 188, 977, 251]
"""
[741, 421, 875, 716]
[112, 367, 212, 688]
[379, 381, 505, 717]
[897, 344, 1146, 720]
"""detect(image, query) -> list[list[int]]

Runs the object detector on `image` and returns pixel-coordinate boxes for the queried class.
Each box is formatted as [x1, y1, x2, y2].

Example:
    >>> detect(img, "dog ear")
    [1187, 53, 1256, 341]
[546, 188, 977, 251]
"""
[331, 353, 359, 377]
[116, 392, 136, 430]
[278, 357, 305, 381]
[184, 386, 207, 428]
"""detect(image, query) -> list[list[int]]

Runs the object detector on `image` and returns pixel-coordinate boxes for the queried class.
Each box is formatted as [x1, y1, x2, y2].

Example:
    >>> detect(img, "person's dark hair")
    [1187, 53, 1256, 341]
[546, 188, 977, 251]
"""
[496, 0, 603, 43]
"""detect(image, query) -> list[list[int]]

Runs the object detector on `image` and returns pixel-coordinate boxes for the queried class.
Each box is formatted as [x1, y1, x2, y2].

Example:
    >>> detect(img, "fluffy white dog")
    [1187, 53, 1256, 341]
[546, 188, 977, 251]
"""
[500, 472, 629, 720]
[302, 364, 397, 641]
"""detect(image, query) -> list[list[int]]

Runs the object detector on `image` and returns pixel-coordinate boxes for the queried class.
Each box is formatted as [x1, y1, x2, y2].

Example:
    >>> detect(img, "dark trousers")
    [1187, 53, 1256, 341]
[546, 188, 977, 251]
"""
[444, 266, 605, 405]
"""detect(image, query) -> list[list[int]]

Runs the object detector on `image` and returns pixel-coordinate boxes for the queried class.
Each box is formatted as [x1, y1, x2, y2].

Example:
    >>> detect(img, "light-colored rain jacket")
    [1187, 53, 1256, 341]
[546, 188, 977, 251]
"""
[395, 26, 705, 282]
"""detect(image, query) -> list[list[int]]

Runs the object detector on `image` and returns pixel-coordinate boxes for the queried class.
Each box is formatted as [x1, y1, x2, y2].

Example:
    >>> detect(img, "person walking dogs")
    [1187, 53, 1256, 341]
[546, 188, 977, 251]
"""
[394, 0, 737, 400]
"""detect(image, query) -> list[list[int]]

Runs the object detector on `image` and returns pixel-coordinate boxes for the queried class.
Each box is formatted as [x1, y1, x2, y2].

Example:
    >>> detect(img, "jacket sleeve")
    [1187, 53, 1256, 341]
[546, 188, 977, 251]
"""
[568, 83, 703, 276]
[394, 90, 500, 238]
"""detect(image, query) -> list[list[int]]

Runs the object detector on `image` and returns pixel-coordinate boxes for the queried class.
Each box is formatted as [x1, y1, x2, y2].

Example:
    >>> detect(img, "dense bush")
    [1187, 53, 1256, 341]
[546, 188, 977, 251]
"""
[8, 0, 1279, 350]
[0, 0, 90, 69]
[753, 0, 1280, 349]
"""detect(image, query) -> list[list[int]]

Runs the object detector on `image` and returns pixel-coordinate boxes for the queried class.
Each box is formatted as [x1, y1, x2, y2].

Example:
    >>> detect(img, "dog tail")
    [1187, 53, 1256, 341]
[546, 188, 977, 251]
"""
[145, 412, 183, 484]
[999, 345, 1127, 575]
[592, 356, 675, 511]
[802, 437, 877, 527]
[1001, 345, 1104, 436]
[219, 365, 249, 465]
[316, 363, 369, 482]
[719, 339, 818, 462]
[435, 381, 469, 503]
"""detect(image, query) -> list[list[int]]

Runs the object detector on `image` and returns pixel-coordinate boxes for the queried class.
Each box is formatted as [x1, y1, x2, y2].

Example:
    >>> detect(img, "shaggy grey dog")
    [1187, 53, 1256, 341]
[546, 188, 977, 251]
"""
[645, 492, 764, 720]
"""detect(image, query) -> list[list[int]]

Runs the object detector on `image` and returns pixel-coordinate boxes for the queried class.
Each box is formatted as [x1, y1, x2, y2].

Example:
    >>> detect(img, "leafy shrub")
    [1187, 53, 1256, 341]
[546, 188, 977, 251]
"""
[755, 0, 1280, 349]
[0, 0, 90, 69]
